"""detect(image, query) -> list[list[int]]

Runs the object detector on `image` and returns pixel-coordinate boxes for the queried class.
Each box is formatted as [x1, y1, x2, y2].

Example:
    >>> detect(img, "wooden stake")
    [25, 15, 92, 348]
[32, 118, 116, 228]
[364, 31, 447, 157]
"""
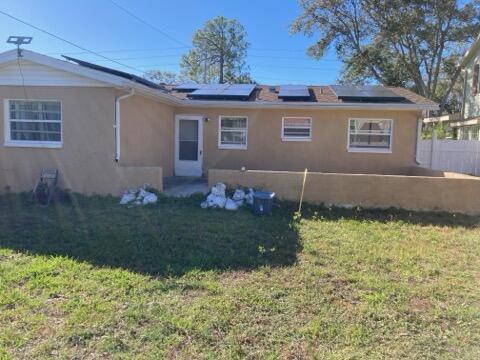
[298, 168, 308, 215]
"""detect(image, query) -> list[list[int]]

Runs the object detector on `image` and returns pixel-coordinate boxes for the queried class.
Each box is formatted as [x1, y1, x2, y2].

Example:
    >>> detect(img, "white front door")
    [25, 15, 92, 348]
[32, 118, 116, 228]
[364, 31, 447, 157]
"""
[174, 115, 203, 176]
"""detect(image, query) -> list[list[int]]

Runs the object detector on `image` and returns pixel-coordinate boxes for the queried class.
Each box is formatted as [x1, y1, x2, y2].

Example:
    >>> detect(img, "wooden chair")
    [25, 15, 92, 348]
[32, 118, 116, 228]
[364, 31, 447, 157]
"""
[33, 168, 59, 206]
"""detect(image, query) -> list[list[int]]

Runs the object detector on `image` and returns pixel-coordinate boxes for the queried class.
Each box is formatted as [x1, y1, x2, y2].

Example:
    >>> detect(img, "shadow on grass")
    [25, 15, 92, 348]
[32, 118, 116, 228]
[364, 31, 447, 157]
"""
[0, 193, 301, 277]
[1, 193, 478, 276]
[293, 201, 480, 229]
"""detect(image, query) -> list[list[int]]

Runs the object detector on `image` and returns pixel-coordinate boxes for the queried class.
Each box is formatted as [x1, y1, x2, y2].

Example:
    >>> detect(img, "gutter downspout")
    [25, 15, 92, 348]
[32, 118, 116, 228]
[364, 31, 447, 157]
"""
[415, 114, 423, 165]
[115, 88, 135, 162]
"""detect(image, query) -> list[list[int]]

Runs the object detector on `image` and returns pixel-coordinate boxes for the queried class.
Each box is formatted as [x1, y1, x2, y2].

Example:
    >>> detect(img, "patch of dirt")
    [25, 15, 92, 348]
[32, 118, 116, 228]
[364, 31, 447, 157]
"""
[280, 340, 311, 359]
[409, 297, 429, 312]
[316, 274, 360, 304]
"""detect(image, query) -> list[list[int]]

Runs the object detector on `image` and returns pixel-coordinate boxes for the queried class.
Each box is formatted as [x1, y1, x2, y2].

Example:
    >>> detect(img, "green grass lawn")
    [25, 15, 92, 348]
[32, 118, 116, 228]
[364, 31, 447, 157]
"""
[0, 193, 479, 359]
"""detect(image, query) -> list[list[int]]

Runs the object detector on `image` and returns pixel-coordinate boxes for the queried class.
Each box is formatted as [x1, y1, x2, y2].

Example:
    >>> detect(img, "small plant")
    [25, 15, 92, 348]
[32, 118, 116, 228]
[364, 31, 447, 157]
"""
[422, 122, 449, 139]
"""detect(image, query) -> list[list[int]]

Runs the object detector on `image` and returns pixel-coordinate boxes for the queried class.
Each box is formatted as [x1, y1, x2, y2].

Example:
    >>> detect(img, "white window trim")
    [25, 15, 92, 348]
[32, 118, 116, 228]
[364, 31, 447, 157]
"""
[3, 99, 63, 149]
[218, 115, 248, 150]
[347, 118, 393, 154]
[281, 117, 312, 142]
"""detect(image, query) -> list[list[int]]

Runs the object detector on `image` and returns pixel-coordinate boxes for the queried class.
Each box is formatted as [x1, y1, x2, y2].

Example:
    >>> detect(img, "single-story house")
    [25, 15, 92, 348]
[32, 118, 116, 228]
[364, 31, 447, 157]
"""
[0, 49, 439, 194]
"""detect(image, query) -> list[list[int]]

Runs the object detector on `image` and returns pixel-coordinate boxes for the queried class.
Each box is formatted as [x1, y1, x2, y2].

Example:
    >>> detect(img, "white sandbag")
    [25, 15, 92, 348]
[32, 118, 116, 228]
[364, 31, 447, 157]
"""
[225, 198, 239, 211]
[232, 189, 245, 201]
[137, 188, 148, 199]
[245, 188, 255, 205]
[206, 193, 226, 208]
[232, 189, 246, 207]
[120, 191, 136, 205]
[212, 195, 227, 208]
[211, 182, 226, 197]
[120, 187, 157, 206]
[206, 193, 216, 207]
[142, 192, 158, 205]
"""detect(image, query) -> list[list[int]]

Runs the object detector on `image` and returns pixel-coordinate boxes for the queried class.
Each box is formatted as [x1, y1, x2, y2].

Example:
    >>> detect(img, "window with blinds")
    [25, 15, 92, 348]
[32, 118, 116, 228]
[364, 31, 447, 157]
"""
[282, 117, 312, 141]
[218, 116, 248, 149]
[348, 118, 393, 153]
[5, 100, 62, 147]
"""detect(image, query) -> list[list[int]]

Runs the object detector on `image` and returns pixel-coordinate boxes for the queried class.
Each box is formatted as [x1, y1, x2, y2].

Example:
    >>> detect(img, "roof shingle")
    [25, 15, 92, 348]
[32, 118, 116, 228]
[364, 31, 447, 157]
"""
[167, 84, 436, 106]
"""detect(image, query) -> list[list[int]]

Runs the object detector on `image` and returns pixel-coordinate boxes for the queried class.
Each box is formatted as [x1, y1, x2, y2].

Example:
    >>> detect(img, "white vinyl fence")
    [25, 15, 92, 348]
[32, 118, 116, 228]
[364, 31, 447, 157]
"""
[417, 133, 480, 176]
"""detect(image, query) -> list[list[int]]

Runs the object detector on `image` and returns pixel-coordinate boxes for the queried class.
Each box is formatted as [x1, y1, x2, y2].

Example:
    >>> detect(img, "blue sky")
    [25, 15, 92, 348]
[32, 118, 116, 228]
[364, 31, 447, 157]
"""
[0, 0, 342, 84]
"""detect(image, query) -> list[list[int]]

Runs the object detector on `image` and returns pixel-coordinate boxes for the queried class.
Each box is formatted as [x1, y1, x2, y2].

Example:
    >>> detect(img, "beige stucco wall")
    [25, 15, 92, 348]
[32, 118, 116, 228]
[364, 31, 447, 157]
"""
[120, 94, 175, 176]
[177, 107, 421, 175]
[209, 168, 480, 215]
[0, 86, 165, 194]
[0, 85, 425, 194]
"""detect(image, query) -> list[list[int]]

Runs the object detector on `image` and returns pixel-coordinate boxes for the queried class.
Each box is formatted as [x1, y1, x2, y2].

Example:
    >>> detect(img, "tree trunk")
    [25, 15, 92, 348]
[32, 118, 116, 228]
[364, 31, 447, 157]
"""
[202, 50, 208, 83]
[203, 59, 207, 83]
[439, 66, 462, 115]
[219, 52, 224, 84]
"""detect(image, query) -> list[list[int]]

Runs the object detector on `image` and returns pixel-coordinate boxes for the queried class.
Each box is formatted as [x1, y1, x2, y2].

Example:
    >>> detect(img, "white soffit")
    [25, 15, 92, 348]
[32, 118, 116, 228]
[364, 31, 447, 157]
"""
[0, 59, 110, 87]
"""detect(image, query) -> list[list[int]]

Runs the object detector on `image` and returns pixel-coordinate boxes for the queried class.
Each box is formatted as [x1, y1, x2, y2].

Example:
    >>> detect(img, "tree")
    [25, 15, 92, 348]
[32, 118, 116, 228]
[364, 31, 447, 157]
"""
[180, 16, 252, 83]
[291, 0, 480, 113]
[144, 70, 186, 85]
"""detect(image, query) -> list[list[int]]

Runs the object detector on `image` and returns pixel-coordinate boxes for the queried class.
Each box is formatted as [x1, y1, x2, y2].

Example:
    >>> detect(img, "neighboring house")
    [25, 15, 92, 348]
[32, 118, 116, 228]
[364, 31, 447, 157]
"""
[0, 49, 437, 194]
[422, 113, 460, 139]
[459, 34, 480, 140]
[423, 34, 480, 140]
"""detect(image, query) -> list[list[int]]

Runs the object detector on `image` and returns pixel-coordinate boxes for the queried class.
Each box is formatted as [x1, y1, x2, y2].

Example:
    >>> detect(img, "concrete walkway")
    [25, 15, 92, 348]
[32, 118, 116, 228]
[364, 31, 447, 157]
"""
[163, 177, 209, 197]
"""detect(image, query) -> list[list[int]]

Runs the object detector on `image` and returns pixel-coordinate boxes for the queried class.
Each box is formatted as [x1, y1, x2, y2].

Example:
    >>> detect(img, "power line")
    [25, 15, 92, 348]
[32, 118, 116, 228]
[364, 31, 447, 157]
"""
[46, 46, 189, 56]
[107, 0, 190, 48]
[0, 7, 340, 81]
[44, 42, 314, 56]
[0, 9, 146, 74]
[49, 46, 323, 58]
[250, 76, 324, 83]
[71, 53, 338, 63]
[126, 63, 339, 72]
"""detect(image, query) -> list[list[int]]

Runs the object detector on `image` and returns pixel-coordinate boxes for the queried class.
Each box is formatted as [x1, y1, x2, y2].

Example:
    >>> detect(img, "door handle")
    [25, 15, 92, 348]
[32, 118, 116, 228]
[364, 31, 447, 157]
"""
[199, 150, 202, 155]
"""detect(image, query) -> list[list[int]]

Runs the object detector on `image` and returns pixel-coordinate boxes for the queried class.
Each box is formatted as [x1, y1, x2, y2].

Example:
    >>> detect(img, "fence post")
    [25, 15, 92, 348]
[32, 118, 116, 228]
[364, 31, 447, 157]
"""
[430, 130, 437, 169]
[475, 140, 480, 176]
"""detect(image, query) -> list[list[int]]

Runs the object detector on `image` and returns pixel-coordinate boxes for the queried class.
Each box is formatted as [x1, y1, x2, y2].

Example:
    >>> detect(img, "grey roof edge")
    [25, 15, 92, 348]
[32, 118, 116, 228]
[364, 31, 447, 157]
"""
[175, 99, 439, 111]
[62, 55, 166, 91]
[461, 34, 480, 67]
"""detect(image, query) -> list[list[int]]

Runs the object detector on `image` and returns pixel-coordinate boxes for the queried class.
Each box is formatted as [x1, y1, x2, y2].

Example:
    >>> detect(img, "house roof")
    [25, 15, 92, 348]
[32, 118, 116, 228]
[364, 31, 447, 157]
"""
[461, 34, 480, 68]
[166, 84, 437, 108]
[0, 49, 438, 111]
[62, 55, 165, 90]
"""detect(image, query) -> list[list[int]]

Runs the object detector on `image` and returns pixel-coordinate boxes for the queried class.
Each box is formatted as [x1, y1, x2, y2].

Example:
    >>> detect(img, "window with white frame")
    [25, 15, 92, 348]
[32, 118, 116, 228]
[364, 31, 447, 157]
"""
[5, 100, 62, 147]
[459, 124, 480, 141]
[282, 117, 312, 141]
[348, 118, 393, 152]
[219, 116, 248, 149]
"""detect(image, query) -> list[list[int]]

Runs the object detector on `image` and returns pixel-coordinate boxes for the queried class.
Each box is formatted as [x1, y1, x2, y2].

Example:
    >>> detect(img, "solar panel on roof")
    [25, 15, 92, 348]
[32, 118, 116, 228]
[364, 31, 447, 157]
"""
[223, 84, 256, 96]
[62, 55, 166, 90]
[173, 83, 202, 91]
[330, 85, 406, 102]
[187, 84, 256, 100]
[278, 85, 310, 100]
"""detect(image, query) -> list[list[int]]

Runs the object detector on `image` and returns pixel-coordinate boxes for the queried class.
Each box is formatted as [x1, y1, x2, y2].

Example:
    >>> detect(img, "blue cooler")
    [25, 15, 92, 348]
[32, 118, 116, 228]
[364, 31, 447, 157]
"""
[252, 191, 275, 215]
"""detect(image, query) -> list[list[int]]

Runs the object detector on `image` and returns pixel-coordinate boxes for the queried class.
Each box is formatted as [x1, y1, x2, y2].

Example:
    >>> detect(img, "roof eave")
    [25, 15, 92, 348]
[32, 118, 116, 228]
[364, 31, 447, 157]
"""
[18, 50, 127, 87]
[176, 99, 438, 111]
[2, 49, 175, 101]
